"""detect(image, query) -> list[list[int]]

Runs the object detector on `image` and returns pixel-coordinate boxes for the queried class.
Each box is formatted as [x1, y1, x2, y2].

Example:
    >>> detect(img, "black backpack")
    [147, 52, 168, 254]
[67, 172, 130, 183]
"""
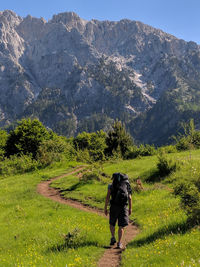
[111, 173, 130, 206]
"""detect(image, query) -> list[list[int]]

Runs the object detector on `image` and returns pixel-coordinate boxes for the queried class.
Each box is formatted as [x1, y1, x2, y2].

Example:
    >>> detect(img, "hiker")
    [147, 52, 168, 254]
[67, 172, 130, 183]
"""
[104, 173, 132, 249]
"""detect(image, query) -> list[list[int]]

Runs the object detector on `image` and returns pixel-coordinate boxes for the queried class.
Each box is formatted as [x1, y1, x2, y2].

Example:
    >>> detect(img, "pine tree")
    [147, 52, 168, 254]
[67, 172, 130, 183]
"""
[106, 120, 133, 157]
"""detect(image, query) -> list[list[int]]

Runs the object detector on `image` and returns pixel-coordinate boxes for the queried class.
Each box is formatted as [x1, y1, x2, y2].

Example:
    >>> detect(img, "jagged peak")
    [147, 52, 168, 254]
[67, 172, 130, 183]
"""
[0, 9, 18, 17]
[0, 9, 21, 20]
[50, 11, 87, 25]
[23, 14, 46, 24]
[119, 18, 132, 23]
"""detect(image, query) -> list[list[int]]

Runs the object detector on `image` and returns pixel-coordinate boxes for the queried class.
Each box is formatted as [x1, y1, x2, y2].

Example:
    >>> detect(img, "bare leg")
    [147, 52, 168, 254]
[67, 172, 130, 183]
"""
[110, 224, 115, 238]
[118, 226, 124, 244]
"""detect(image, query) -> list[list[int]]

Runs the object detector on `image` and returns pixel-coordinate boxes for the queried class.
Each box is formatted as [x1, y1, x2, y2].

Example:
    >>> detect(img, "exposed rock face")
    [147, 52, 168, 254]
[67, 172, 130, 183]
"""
[1, 10, 200, 144]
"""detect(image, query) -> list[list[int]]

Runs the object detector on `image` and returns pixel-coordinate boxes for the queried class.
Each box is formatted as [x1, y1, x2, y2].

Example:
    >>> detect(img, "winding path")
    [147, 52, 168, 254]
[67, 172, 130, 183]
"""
[37, 167, 139, 267]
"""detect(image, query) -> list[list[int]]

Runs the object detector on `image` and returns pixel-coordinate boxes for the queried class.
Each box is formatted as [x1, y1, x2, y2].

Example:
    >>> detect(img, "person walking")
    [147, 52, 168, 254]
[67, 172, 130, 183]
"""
[104, 173, 132, 249]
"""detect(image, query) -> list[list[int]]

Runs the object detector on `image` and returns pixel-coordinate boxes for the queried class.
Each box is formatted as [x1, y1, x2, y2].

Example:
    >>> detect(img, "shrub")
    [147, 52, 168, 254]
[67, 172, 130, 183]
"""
[52, 228, 81, 251]
[174, 181, 200, 225]
[89, 150, 106, 161]
[81, 172, 100, 183]
[176, 136, 194, 151]
[5, 118, 51, 158]
[73, 132, 91, 150]
[158, 145, 177, 154]
[192, 131, 200, 148]
[138, 144, 156, 156]
[73, 130, 107, 162]
[63, 228, 81, 248]
[157, 153, 180, 177]
[0, 154, 38, 176]
[89, 131, 107, 161]
[174, 182, 200, 207]
[105, 120, 133, 158]
[37, 137, 76, 167]
[75, 149, 92, 164]
[0, 130, 8, 160]
[125, 144, 157, 159]
[175, 119, 200, 151]
[194, 177, 200, 191]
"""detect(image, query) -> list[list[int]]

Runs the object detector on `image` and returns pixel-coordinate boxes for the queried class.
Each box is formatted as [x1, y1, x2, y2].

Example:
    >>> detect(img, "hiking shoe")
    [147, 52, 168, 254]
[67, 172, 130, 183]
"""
[117, 242, 123, 249]
[110, 237, 116, 246]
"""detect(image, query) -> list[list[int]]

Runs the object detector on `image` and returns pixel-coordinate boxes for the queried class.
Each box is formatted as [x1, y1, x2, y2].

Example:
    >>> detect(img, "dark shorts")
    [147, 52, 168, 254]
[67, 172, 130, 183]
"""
[109, 204, 129, 227]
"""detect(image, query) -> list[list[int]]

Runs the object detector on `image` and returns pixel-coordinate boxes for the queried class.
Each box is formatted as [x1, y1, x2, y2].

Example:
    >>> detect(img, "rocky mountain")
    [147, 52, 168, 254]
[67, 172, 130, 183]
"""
[1, 10, 200, 145]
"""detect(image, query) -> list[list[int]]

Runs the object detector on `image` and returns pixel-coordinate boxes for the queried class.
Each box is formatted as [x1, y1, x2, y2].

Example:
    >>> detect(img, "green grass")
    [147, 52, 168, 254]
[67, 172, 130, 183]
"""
[0, 161, 110, 267]
[102, 156, 158, 181]
[52, 151, 200, 266]
[51, 155, 159, 210]
[122, 188, 193, 267]
[51, 174, 107, 210]
[123, 228, 200, 266]
[164, 149, 200, 185]
[1, 150, 200, 266]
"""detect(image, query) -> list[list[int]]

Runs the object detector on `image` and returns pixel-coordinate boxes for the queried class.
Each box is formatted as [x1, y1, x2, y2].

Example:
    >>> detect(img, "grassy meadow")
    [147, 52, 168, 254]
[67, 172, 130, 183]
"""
[0, 161, 110, 267]
[52, 150, 200, 266]
[0, 149, 200, 266]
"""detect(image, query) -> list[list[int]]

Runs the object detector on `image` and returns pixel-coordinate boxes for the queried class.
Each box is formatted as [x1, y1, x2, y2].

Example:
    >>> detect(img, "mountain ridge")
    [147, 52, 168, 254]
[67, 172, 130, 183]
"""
[1, 10, 200, 145]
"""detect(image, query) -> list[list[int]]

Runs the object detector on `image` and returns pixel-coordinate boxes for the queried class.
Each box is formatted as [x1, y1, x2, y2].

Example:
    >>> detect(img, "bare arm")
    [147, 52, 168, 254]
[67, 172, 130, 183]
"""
[104, 189, 111, 216]
[128, 195, 132, 215]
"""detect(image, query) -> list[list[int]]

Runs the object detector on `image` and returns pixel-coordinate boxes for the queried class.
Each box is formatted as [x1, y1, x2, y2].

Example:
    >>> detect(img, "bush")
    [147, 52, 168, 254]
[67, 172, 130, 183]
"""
[37, 137, 76, 167]
[174, 182, 200, 207]
[176, 131, 200, 150]
[125, 144, 157, 159]
[194, 177, 200, 191]
[5, 118, 52, 158]
[174, 181, 200, 225]
[175, 119, 200, 151]
[73, 130, 107, 162]
[81, 172, 100, 183]
[157, 153, 180, 177]
[63, 228, 81, 248]
[75, 149, 92, 164]
[105, 120, 133, 158]
[158, 145, 177, 154]
[89, 131, 107, 161]
[176, 136, 194, 151]
[0, 154, 38, 176]
[0, 130, 8, 160]
[138, 144, 156, 156]
[73, 132, 91, 150]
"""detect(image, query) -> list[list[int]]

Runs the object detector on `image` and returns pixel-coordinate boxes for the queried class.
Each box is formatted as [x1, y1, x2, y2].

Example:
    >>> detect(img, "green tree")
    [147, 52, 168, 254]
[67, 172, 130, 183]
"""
[0, 130, 8, 160]
[5, 118, 52, 158]
[89, 131, 107, 161]
[73, 130, 107, 161]
[174, 181, 200, 225]
[175, 119, 200, 150]
[37, 135, 76, 166]
[73, 132, 91, 150]
[106, 121, 133, 158]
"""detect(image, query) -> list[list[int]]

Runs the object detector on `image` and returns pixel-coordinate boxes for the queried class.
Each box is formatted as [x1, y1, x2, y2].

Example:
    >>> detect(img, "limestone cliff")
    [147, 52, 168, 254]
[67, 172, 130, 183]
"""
[1, 10, 200, 144]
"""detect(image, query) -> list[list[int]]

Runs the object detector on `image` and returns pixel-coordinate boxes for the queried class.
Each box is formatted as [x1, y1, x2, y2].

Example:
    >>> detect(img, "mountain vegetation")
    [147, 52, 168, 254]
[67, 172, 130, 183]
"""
[1, 117, 200, 174]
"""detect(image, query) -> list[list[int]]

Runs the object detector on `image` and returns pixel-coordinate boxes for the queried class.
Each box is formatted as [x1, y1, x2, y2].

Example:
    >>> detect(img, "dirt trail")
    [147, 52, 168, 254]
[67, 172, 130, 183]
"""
[37, 167, 139, 267]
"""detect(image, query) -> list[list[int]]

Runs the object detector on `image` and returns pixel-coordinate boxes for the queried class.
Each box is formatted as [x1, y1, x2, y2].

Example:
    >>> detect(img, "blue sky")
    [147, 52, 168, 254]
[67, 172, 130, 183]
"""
[1, 0, 200, 44]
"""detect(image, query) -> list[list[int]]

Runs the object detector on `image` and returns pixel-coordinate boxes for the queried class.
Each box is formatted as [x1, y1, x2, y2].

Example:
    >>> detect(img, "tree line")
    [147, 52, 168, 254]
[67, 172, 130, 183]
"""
[1, 117, 200, 176]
